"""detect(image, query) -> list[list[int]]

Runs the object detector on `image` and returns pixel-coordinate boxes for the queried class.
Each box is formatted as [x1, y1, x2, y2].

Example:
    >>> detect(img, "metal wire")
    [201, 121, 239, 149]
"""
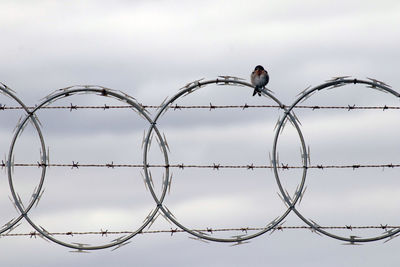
[1, 76, 400, 250]
[2, 225, 399, 237]
[142, 78, 302, 244]
[5, 162, 400, 170]
[4, 86, 166, 251]
[1, 104, 400, 110]
[272, 76, 400, 244]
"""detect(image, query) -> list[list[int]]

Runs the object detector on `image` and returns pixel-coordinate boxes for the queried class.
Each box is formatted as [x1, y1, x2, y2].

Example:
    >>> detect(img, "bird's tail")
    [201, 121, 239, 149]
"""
[252, 86, 262, 96]
[252, 86, 259, 96]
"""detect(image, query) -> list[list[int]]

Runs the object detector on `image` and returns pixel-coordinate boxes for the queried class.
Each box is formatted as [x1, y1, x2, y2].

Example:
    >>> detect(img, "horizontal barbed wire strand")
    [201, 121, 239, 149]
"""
[3, 163, 400, 170]
[1, 104, 400, 110]
[2, 225, 399, 237]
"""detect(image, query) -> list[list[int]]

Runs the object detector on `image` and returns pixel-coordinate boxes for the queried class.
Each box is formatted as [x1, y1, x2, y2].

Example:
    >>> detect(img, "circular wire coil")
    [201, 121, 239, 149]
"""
[7, 86, 169, 250]
[143, 77, 307, 243]
[273, 77, 400, 243]
[1, 76, 399, 249]
[0, 83, 46, 235]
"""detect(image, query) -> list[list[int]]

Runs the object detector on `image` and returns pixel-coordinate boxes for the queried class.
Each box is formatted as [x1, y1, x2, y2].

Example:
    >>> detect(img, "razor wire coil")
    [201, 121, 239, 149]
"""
[0, 76, 399, 250]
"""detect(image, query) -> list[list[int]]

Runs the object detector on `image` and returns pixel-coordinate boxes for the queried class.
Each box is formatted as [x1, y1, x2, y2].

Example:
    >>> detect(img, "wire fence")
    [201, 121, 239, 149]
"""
[3, 162, 400, 170]
[1, 104, 400, 111]
[1, 76, 400, 250]
[3, 225, 400, 237]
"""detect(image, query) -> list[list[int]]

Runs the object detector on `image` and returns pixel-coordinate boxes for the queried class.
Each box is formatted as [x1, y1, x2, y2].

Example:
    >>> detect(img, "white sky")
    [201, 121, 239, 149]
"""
[1, 0, 400, 266]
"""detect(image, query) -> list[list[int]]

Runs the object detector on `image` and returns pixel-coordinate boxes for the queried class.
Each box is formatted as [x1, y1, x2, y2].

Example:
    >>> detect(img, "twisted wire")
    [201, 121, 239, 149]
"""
[4, 162, 400, 170]
[1, 77, 400, 249]
[1, 104, 400, 110]
[2, 225, 399, 237]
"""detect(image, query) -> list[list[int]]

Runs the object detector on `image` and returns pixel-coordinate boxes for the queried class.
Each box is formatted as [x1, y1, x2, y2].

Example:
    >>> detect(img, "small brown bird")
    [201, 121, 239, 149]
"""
[250, 65, 269, 96]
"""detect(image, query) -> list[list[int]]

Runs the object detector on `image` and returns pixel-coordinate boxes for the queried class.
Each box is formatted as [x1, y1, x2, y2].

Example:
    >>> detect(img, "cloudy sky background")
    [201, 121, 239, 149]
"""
[1, 0, 400, 266]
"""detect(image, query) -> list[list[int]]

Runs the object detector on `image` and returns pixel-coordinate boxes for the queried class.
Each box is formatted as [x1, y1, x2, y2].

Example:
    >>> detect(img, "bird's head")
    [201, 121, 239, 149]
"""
[254, 65, 265, 74]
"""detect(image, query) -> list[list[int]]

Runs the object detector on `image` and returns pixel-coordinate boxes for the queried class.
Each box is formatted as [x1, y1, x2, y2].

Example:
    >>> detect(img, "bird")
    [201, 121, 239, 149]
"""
[250, 65, 269, 96]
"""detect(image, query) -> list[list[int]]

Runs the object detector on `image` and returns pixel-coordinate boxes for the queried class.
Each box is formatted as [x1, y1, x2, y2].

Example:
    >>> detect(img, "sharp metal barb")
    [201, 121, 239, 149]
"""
[10, 155, 15, 173]
[38, 225, 48, 234]
[30, 186, 38, 202]
[328, 82, 346, 90]
[291, 111, 302, 126]
[273, 116, 281, 132]
[155, 134, 163, 154]
[0, 82, 16, 93]
[111, 241, 131, 251]
[37, 233, 50, 242]
[5, 222, 21, 234]
[164, 206, 177, 220]
[140, 103, 151, 116]
[367, 77, 391, 88]
[168, 173, 173, 194]
[308, 219, 323, 236]
[163, 132, 170, 152]
[342, 236, 362, 245]
[159, 210, 173, 225]
[140, 171, 148, 191]
[276, 152, 280, 167]
[266, 216, 280, 229]
[231, 234, 246, 240]
[141, 130, 146, 150]
[31, 112, 42, 128]
[35, 188, 45, 208]
[193, 230, 210, 237]
[270, 220, 286, 235]
[147, 213, 160, 230]
[269, 152, 273, 170]
[16, 193, 25, 210]
[119, 90, 137, 102]
[300, 90, 316, 103]
[161, 172, 165, 191]
[69, 249, 90, 253]
[326, 76, 351, 82]
[277, 192, 289, 208]
[111, 235, 127, 243]
[72, 242, 91, 248]
[383, 231, 400, 243]
[12, 116, 22, 134]
[298, 186, 307, 205]
[148, 170, 155, 188]
[284, 189, 293, 203]
[296, 85, 311, 97]
[368, 86, 389, 94]
[148, 132, 154, 150]
[143, 209, 154, 223]
[158, 96, 169, 111]
[230, 240, 251, 246]
[279, 117, 288, 135]
[300, 147, 306, 165]
[160, 103, 171, 118]
[2, 218, 14, 229]
[179, 82, 192, 90]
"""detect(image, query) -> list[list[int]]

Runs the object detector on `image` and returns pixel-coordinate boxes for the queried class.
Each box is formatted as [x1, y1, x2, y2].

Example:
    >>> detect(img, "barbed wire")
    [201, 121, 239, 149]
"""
[3, 162, 400, 170]
[1, 104, 400, 111]
[1, 76, 400, 250]
[2, 225, 400, 238]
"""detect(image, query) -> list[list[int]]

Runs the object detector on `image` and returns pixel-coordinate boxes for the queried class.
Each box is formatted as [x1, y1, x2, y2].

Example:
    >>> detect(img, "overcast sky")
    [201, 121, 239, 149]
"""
[1, 0, 400, 266]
